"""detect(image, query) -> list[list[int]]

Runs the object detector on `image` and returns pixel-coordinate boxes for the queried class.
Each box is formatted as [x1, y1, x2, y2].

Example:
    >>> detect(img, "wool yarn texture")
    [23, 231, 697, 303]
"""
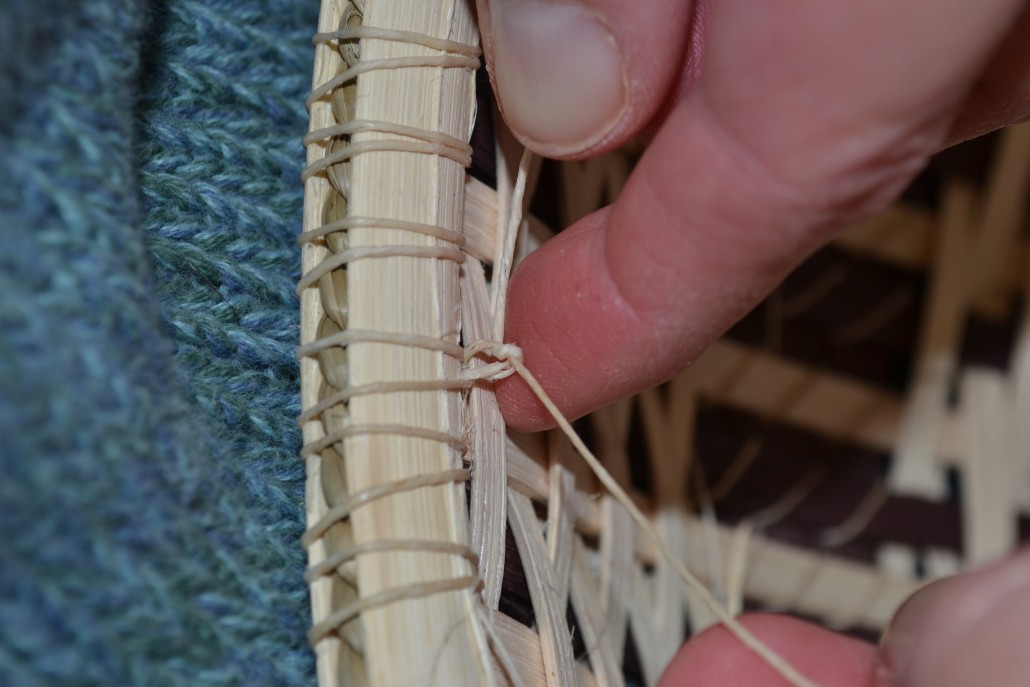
[1, 1, 317, 684]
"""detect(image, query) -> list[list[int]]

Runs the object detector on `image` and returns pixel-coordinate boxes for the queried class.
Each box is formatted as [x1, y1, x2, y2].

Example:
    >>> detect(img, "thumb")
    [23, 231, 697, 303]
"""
[879, 548, 1030, 687]
[476, 0, 696, 158]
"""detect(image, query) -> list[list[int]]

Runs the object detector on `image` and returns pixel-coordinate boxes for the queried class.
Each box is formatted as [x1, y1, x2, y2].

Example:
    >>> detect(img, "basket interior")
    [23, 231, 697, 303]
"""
[300, 2, 1030, 684]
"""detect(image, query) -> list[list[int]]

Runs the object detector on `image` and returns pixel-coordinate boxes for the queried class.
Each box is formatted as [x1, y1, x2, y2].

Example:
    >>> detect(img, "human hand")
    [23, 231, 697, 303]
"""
[475, 1, 1030, 685]
[657, 548, 1030, 687]
[474, 0, 1030, 431]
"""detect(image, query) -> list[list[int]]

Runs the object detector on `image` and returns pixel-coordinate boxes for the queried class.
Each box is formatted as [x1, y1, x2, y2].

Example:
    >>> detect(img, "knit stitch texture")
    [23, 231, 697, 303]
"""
[1, 1, 318, 684]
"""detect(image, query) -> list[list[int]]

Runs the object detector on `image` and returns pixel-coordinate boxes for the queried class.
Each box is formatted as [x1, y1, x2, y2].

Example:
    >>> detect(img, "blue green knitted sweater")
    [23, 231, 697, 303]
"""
[1, 1, 317, 683]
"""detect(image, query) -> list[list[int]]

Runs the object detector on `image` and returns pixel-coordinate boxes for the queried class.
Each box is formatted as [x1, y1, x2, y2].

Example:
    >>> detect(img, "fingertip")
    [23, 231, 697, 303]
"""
[880, 548, 1030, 687]
[494, 223, 602, 432]
[495, 210, 651, 431]
[494, 374, 555, 433]
[660, 614, 876, 687]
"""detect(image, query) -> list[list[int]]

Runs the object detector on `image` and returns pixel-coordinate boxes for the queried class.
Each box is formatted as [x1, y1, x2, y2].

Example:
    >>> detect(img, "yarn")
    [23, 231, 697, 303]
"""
[1, 1, 317, 683]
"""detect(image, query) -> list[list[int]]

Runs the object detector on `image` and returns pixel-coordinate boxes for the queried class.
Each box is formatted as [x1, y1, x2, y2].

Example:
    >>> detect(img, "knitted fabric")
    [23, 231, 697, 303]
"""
[1, 1, 317, 684]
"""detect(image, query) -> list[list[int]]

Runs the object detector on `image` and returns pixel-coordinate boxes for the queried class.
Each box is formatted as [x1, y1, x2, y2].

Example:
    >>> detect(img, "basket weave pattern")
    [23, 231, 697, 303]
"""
[300, 1, 1030, 685]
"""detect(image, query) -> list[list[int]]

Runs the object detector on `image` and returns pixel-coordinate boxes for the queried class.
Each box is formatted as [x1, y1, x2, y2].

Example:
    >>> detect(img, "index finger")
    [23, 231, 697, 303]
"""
[497, 0, 1024, 430]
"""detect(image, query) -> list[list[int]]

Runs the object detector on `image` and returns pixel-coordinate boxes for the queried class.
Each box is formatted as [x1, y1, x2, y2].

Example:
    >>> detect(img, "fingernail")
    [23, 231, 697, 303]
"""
[490, 0, 627, 155]
[879, 549, 1030, 687]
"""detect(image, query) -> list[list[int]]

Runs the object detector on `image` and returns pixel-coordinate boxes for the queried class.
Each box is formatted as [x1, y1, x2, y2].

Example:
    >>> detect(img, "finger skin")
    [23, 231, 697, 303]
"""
[880, 548, 1030, 687]
[657, 3, 1030, 145]
[475, 0, 695, 158]
[949, 2, 1030, 142]
[658, 614, 876, 687]
[496, 0, 1026, 431]
[658, 553, 1030, 686]
[496, 103, 815, 428]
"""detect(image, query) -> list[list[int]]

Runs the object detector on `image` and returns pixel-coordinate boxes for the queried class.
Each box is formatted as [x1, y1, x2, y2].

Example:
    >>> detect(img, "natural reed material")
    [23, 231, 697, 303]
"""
[301, 1, 1030, 685]
[300, 1, 486, 685]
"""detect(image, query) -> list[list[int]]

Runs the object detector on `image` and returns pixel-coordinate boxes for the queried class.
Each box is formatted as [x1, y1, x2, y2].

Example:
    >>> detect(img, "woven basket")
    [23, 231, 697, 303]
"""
[298, 1, 1030, 684]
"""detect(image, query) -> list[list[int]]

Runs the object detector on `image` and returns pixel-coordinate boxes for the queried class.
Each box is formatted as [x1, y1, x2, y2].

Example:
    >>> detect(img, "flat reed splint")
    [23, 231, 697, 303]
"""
[299, 1, 1030, 684]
